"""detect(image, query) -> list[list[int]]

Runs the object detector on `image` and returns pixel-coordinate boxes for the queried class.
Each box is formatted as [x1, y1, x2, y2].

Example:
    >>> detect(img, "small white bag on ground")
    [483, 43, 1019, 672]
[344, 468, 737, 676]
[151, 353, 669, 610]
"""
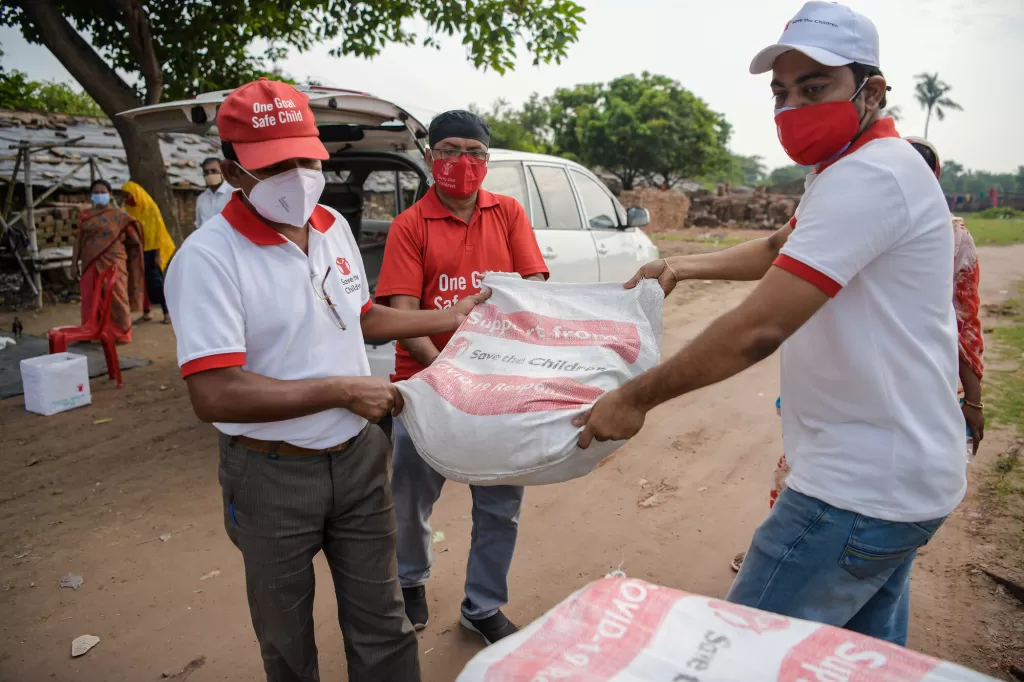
[457, 576, 996, 682]
[21, 352, 91, 416]
[396, 273, 663, 486]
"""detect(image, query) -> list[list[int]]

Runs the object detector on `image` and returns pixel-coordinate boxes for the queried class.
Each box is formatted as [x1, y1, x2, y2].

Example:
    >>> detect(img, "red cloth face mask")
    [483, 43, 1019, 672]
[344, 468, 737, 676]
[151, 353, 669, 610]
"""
[774, 100, 861, 167]
[432, 155, 487, 199]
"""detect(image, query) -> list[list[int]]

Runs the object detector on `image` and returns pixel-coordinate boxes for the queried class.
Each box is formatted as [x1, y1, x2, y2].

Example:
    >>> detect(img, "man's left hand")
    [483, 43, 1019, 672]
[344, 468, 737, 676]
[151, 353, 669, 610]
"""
[450, 288, 492, 327]
[574, 387, 647, 449]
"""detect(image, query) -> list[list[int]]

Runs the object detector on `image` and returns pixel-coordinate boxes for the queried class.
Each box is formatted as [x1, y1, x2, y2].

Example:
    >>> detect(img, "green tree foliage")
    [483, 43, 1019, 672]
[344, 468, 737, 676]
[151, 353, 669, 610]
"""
[544, 72, 731, 190]
[470, 96, 549, 154]
[767, 164, 811, 186]
[940, 161, 1024, 196]
[914, 73, 962, 139]
[0, 49, 102, 115]
[700, 154, 768, 187]
[1, 0, 586, 237]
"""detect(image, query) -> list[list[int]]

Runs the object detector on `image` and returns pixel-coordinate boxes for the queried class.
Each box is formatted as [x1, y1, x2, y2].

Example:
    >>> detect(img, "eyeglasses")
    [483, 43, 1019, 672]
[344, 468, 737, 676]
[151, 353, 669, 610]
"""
[310, 269, 346, 330]
[432, 148, 489, 166]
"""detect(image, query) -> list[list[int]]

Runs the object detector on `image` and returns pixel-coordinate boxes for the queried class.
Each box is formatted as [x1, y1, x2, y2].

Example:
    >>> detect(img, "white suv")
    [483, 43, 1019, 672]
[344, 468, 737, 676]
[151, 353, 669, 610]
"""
[122, 86, 659, 378]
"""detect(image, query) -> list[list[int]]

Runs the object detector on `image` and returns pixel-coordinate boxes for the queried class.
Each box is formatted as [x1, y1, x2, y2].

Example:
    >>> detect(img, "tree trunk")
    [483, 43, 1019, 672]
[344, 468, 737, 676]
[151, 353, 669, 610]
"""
[15, 0, 182, 242]
[924, 106, 933, 140]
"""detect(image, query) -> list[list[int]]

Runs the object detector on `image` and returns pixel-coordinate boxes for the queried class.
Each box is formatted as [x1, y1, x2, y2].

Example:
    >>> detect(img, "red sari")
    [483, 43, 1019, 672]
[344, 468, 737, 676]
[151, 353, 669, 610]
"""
[77, 207, 145, 342]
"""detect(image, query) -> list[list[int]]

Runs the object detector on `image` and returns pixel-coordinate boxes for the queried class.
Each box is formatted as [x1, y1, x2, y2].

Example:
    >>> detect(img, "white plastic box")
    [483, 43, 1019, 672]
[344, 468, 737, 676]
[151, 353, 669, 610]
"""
[21, 353, 92, 416]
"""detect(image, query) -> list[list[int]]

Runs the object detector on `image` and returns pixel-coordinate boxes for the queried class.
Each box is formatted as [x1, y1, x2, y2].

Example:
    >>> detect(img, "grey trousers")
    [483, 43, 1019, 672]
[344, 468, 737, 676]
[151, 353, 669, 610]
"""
[391, 419, 525, 620]
[219, 426, 420, 682]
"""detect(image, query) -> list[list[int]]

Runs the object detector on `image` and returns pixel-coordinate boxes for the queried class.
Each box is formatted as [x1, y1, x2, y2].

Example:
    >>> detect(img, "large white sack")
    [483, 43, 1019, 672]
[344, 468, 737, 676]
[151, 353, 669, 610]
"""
[396, 273, 663, 486]
[457, 576, 996, 682]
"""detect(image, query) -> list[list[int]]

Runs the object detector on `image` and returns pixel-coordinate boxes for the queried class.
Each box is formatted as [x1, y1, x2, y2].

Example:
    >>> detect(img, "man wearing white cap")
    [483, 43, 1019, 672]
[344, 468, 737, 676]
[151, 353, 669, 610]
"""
[577, 1, 964, 644]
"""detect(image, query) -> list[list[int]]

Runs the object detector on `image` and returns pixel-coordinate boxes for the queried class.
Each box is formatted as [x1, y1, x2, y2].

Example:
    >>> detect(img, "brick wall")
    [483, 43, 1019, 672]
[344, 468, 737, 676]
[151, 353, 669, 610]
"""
[619, 188, 692, 231]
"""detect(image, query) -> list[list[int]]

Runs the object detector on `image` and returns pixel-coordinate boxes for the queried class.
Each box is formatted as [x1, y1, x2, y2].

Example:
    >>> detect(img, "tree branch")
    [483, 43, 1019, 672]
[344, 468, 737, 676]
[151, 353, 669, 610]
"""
[12, 0, 141, 117]
[113, 0, 163, 105]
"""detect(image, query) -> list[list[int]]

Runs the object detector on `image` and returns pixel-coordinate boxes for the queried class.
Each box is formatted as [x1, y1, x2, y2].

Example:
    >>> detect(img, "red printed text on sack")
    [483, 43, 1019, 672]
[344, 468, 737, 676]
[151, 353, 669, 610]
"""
[464, 304, 642, 364]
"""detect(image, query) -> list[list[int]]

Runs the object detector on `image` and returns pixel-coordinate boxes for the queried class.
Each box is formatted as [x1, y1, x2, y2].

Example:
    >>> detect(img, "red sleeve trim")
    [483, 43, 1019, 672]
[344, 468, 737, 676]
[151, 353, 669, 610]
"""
[519, 268, 550, 280]
[773, 255, 842, 298]
[360, 300, 373, 316]
[181, 352, 246, 378]
[789, 216, 797, 229]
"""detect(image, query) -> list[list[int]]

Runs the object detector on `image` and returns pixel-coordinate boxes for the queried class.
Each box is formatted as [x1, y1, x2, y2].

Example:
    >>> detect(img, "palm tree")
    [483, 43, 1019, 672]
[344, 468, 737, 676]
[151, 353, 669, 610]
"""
[914, 73, 963, 139]
[884, 105, 903, 122]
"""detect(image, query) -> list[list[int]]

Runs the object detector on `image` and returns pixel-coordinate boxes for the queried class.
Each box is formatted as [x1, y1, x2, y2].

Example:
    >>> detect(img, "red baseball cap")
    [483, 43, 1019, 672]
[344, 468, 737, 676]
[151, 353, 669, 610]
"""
[216, 78, 329, 169]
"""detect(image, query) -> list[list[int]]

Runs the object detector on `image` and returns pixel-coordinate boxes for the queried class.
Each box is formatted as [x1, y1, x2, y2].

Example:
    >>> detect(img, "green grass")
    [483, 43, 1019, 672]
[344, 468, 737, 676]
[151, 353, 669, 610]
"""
[650, 232, 749, 248]
[963, 217, 1024, 247]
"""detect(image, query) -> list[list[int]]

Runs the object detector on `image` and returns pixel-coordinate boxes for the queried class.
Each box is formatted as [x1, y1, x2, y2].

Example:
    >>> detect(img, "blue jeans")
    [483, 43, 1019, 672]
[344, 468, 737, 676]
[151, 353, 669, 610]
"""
[391, 419, 524, 620]
[727, 488, 945, 645]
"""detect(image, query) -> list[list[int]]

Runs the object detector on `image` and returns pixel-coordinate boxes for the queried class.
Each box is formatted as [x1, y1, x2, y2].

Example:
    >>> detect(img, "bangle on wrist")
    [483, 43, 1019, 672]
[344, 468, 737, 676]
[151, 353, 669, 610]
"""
[663, 258, 680, 281]
[962, 398, 983, 409]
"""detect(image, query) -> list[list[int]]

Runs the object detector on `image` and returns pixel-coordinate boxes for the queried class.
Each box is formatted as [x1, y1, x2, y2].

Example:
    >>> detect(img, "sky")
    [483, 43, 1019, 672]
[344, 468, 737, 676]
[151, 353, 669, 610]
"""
[1, 0, 1022, 173]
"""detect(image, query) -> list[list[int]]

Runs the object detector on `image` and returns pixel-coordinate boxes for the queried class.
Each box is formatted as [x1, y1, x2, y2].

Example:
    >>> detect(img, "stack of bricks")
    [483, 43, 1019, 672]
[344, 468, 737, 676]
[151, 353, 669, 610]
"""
[33, 205, 83, 248]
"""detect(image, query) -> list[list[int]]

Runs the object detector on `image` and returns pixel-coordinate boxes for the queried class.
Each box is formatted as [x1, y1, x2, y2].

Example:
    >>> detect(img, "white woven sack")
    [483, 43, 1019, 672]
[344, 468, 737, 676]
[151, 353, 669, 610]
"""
[457, 576, 997, 682]
[396, 273, 663, 486]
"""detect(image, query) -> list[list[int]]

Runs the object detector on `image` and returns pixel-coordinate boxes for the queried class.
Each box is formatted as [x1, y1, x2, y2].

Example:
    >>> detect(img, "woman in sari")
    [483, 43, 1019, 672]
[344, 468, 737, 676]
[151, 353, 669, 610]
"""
[70, 180, 145, 343]
[122, 180, 176, 325]
[731, 137, 984, 573]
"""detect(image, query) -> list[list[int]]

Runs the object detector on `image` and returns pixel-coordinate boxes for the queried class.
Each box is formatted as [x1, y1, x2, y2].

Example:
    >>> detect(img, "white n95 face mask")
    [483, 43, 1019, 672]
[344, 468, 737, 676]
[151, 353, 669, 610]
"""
[242, 167, 325, 227]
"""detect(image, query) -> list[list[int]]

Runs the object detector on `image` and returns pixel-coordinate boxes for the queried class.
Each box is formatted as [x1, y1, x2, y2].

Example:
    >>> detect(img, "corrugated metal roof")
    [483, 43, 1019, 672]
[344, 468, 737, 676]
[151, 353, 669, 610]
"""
[0, 110, 219, 191]
[0, 110, 420, 194]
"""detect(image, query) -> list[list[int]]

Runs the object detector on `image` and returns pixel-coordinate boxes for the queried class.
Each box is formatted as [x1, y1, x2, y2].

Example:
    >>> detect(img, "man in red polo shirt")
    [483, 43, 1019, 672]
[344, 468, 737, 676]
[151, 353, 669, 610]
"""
[165, 81, 489, 682]
[375, 110, 548, 644]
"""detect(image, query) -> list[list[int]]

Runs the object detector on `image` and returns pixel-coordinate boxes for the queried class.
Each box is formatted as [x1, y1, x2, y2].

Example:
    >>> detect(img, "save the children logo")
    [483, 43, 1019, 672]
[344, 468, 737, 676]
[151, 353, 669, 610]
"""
[336, 257, 351, 276]
[448, 335, 472, 359]
[709, 600, 789, 635]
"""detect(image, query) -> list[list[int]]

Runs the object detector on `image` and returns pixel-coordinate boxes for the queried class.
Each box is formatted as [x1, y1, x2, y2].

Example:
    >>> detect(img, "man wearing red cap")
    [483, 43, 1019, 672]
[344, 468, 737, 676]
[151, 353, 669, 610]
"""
[577, 2, 964, 645]
[165, 79, 488, 682]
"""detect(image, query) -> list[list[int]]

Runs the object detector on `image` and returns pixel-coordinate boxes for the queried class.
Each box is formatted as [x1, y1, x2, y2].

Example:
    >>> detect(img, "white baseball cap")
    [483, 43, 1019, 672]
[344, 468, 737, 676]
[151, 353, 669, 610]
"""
[749, 1, 880, 75]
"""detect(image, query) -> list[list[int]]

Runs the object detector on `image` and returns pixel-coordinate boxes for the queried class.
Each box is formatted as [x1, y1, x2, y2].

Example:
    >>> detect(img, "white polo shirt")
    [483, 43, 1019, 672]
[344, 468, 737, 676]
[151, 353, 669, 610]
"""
[195, 181, 234, 229]
[165, 193, 373, 448]
[773, 119, 965, 523]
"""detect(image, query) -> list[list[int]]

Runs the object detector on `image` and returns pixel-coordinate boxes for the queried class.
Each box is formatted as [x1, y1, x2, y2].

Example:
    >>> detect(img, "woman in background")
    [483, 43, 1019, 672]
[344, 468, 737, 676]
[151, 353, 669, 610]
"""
[731, 136, 984, 573]
[122, 181, 176, 325]
[70, 180, 145, 343]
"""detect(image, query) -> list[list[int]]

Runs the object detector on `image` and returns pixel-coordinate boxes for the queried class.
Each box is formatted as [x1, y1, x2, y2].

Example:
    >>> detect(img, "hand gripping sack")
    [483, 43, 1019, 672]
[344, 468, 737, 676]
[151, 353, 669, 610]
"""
[457, 576, 997, 682]
[396, 273, 663, 486]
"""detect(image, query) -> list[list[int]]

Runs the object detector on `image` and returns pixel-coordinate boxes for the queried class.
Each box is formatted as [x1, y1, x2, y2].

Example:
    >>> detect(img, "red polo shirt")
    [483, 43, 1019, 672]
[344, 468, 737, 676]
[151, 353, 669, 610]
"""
[376, 186, 549, 380]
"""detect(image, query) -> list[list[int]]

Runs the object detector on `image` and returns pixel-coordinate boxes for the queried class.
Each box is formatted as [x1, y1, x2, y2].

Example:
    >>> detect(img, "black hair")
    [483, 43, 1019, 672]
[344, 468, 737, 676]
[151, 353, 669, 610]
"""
[849, 62, 888, 109]
[201, 156, 222, 169]
[221, 141, 238, 163]
[909, 141, 940, 176]
[90, 179, 112, 193]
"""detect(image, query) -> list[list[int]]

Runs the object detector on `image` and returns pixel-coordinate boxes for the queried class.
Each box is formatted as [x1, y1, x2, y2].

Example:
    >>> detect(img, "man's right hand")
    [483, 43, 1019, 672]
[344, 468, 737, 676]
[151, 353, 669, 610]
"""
[342, 377, 404, 421]
[69, 262, 80, 280]
[625, 258, 680, 296]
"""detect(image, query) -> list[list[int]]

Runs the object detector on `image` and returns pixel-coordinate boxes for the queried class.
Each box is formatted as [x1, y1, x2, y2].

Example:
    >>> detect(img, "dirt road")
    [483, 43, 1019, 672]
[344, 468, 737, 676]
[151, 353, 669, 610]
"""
[2, 243, 1022, 682]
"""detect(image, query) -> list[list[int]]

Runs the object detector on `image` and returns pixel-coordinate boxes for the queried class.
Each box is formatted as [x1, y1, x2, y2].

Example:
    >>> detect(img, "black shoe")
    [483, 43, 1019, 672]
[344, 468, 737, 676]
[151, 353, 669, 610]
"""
[460, 610, 519, 644]
[402, 586, 428, 631]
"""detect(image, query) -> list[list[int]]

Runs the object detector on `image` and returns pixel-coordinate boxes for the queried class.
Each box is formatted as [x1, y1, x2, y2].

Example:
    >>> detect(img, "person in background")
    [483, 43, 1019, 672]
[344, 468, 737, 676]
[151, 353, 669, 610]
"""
[196, 157, 234, 229]
[905, 136, 985, 448]
[580, 1, 965, 646]
[375, 110, 549, 645]
[122, 181, 176, 325]
[70, 180, 145, 343]
[165, 78, 491, 682]
[729, 136, 986, 575]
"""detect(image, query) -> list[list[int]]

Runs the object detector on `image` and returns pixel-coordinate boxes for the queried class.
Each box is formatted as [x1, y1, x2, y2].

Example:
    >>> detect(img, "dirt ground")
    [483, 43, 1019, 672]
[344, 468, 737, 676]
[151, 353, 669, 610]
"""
[2, 241, 1023, 682]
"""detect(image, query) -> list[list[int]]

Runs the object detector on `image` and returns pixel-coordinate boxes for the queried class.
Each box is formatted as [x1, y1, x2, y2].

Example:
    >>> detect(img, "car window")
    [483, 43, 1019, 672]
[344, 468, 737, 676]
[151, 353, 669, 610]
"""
[571, 170, 619, 229]
[528, 165, 583, 230]
[482, 162, 529, 216]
